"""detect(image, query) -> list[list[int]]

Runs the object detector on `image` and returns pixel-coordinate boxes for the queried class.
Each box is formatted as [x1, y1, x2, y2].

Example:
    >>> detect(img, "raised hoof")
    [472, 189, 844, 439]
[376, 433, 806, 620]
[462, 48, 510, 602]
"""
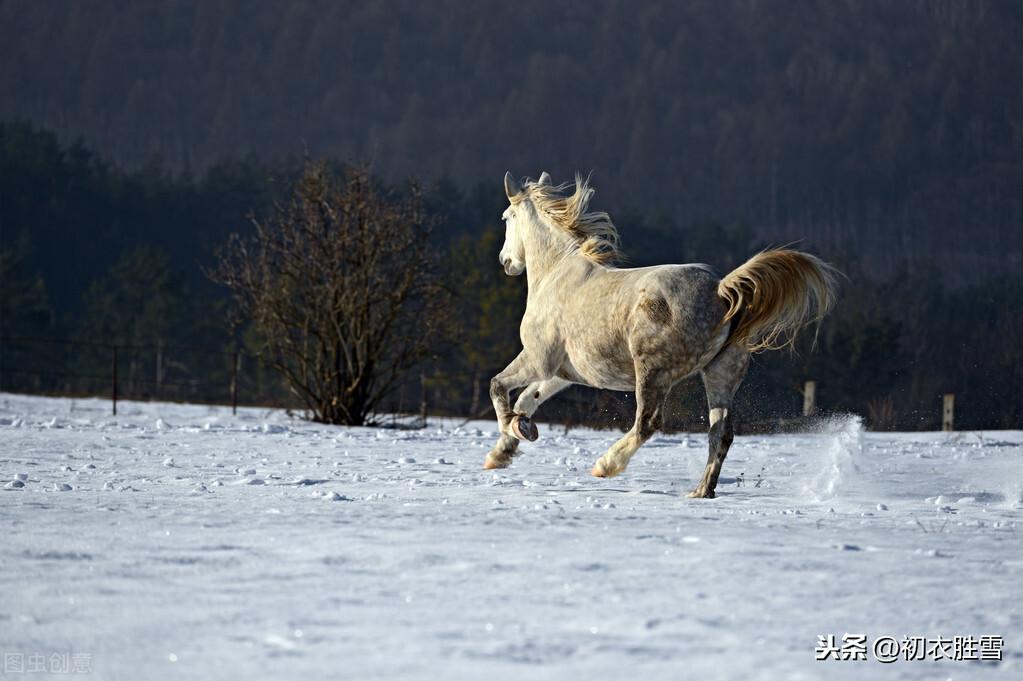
[510, 415, 539, 442]
[686, 487, 716, 499]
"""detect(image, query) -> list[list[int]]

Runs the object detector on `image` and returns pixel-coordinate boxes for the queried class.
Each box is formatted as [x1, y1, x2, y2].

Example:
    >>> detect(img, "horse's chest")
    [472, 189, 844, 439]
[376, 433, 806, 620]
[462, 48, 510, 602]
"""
[522, 287, 637, 390]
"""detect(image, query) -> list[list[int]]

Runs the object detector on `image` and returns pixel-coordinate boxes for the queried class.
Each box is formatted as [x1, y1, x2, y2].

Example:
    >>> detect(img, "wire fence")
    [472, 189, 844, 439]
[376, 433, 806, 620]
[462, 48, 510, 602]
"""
[0, 336, 264, 414]
[0, 335, 646, 429]
[0, 336, 496, 421]
[2, 335, 850, 433]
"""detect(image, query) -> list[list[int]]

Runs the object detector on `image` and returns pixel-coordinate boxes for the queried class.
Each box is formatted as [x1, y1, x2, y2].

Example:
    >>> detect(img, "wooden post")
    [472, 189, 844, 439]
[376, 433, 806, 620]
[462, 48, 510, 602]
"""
[111, 345, 118, 416]
[155, 339, 164, 396]
[942, 393, 955, 431]
[419, 372, 427, 425]
[802, 380, 816, 417]
[230, 351, 239, 415]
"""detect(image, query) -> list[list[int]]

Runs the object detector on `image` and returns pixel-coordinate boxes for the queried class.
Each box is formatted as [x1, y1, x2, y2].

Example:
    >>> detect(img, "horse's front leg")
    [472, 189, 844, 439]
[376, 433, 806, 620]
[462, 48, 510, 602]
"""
[591, 369, 672, 478]
[482, 352, 554, 470]
[484, 376, 571, 469]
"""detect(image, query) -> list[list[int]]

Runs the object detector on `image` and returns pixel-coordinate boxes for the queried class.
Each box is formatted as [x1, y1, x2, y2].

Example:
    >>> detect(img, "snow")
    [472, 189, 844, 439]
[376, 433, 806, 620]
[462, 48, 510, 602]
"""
[1, 392, 1020, 680]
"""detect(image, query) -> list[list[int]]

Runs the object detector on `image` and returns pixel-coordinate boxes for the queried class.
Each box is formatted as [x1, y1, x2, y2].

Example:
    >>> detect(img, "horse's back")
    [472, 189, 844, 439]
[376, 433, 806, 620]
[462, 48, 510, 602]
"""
[618, 262, 722, 319]
[622, 263, 731, 373]
[545, 260, 731, 388]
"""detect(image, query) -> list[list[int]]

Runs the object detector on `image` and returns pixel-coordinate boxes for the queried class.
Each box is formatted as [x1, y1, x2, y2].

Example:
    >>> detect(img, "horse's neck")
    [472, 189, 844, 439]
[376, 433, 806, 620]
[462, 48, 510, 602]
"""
[524, 228, 576, 292]
[524, 246, 598, 302]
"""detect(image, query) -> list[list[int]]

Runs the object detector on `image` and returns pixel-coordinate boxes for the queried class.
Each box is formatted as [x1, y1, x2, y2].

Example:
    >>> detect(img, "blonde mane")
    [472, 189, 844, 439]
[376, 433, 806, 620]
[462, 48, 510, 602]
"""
[512, 175, 621, 264]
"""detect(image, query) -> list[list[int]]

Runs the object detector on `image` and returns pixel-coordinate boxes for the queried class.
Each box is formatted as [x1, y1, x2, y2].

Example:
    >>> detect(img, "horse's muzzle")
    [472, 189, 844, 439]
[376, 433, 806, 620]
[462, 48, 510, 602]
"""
[502, 258, 524, 276]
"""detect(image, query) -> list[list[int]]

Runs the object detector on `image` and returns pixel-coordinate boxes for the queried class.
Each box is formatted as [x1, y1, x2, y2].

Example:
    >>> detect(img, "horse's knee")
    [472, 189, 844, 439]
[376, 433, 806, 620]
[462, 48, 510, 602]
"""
[489, 376, 504, 401]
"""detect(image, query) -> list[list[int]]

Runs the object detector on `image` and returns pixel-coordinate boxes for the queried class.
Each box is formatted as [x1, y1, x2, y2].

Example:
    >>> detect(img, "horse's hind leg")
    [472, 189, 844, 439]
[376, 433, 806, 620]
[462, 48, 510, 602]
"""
[484, 377, 571, 469]
[591, 370, 672, 478]
[688, 344, 750, 499]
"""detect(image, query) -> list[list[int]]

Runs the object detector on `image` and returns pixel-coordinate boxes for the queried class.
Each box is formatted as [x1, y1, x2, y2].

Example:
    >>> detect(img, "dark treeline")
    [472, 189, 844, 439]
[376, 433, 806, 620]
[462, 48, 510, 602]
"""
[2, 1, 1021, 283]
[1, 123, 1020, 430]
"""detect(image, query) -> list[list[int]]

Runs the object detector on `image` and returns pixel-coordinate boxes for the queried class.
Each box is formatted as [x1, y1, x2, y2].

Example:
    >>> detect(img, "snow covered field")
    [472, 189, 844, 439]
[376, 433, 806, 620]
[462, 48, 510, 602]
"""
[1, 392, 1020, 680]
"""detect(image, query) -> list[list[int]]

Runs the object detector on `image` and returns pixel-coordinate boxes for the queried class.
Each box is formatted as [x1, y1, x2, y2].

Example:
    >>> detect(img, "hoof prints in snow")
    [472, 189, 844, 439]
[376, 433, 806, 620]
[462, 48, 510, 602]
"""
[1, 393, 1021, 680]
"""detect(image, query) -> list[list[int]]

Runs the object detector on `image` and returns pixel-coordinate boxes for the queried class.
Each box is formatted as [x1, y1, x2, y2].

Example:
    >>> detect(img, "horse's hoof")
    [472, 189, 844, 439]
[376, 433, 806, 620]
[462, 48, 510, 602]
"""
[483, 452, 512, 469]
[510, 415, 538, 442]
[687, 488, 716, 499]
[591, 460, 619, 478]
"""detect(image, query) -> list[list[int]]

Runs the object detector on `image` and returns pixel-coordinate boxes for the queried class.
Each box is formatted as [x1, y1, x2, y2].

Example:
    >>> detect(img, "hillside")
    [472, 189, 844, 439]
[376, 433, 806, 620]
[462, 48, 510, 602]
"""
[3, 0, 1022, 278]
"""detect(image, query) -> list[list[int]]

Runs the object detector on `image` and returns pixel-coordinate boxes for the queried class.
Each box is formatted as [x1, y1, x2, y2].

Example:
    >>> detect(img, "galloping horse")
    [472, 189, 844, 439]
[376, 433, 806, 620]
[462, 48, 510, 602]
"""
[486, 172, 839, 498]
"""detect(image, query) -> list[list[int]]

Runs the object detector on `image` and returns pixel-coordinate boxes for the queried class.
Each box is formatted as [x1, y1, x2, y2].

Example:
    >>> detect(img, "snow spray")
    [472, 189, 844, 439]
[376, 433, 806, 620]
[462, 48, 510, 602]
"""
[804, 414, 864, 501]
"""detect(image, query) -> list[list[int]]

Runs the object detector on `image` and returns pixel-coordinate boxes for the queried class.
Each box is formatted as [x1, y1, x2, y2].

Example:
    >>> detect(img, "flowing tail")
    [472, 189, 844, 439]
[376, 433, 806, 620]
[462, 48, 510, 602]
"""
[718, 249, 840, 352]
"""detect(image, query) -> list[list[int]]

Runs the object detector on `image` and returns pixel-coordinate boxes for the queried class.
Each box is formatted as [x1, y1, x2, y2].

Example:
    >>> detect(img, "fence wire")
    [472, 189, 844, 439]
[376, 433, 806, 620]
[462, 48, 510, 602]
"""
[1, 336, 818, 432]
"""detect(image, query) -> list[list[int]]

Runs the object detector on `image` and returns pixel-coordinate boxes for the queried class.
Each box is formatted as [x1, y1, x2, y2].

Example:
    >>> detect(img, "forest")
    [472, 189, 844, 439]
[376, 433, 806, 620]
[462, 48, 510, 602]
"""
[2, 123, 1020, 430]
[1, 1, 1021, 429]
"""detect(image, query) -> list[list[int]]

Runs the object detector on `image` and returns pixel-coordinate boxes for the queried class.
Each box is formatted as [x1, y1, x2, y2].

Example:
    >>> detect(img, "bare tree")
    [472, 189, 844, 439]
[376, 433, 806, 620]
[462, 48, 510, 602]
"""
[209, 161, 447, 425]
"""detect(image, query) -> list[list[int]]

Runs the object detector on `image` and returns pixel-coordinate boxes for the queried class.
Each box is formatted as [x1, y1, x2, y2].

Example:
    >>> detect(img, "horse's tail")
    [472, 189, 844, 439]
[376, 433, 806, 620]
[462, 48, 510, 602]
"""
[718, 249, 839, 352]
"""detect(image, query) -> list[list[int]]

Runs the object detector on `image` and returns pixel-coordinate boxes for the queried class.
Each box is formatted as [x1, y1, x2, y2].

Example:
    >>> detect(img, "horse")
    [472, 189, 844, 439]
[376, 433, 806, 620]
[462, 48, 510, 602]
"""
[485, 171, 839, 498]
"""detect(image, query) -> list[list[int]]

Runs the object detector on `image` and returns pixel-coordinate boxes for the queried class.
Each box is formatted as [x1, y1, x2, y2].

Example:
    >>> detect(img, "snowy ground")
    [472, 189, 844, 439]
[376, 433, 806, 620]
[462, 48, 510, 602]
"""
[1, 393, 1021, 680]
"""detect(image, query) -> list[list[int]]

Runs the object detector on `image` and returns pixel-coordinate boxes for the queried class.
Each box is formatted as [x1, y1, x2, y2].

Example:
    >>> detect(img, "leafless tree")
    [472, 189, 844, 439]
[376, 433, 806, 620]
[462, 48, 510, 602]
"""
[209, 161, 448, 425]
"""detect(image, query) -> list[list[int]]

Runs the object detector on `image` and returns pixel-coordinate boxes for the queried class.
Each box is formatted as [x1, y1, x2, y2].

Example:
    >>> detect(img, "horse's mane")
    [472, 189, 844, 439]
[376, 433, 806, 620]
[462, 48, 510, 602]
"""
[513, 175, 621, 265]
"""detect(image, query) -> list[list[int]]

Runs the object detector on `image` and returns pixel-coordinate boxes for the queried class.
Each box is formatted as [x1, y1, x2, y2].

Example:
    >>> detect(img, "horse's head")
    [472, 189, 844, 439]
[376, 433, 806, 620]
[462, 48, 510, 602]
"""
[499, 171, 551, 276]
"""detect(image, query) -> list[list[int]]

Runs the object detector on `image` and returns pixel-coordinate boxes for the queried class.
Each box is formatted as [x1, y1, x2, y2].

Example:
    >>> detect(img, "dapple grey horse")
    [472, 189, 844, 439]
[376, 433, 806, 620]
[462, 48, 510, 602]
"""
[485, 172, 838, 498]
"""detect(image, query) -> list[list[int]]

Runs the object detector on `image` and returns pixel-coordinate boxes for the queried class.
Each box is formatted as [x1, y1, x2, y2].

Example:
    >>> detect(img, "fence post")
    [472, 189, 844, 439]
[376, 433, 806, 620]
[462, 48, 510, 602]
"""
[418, 371, 428, 426]
[155, 340, 164, 397]
[942, 393, 955, 431]
[230, 351, 239, 415]
[111, 344, 118, 416]
[802, 380, 816, 417]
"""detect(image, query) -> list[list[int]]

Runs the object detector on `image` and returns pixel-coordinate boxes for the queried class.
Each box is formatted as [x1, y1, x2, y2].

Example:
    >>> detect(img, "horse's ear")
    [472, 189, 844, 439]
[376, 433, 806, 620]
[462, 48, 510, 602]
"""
[538, 171, 552, 186]
[504, 171, 522, 200]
